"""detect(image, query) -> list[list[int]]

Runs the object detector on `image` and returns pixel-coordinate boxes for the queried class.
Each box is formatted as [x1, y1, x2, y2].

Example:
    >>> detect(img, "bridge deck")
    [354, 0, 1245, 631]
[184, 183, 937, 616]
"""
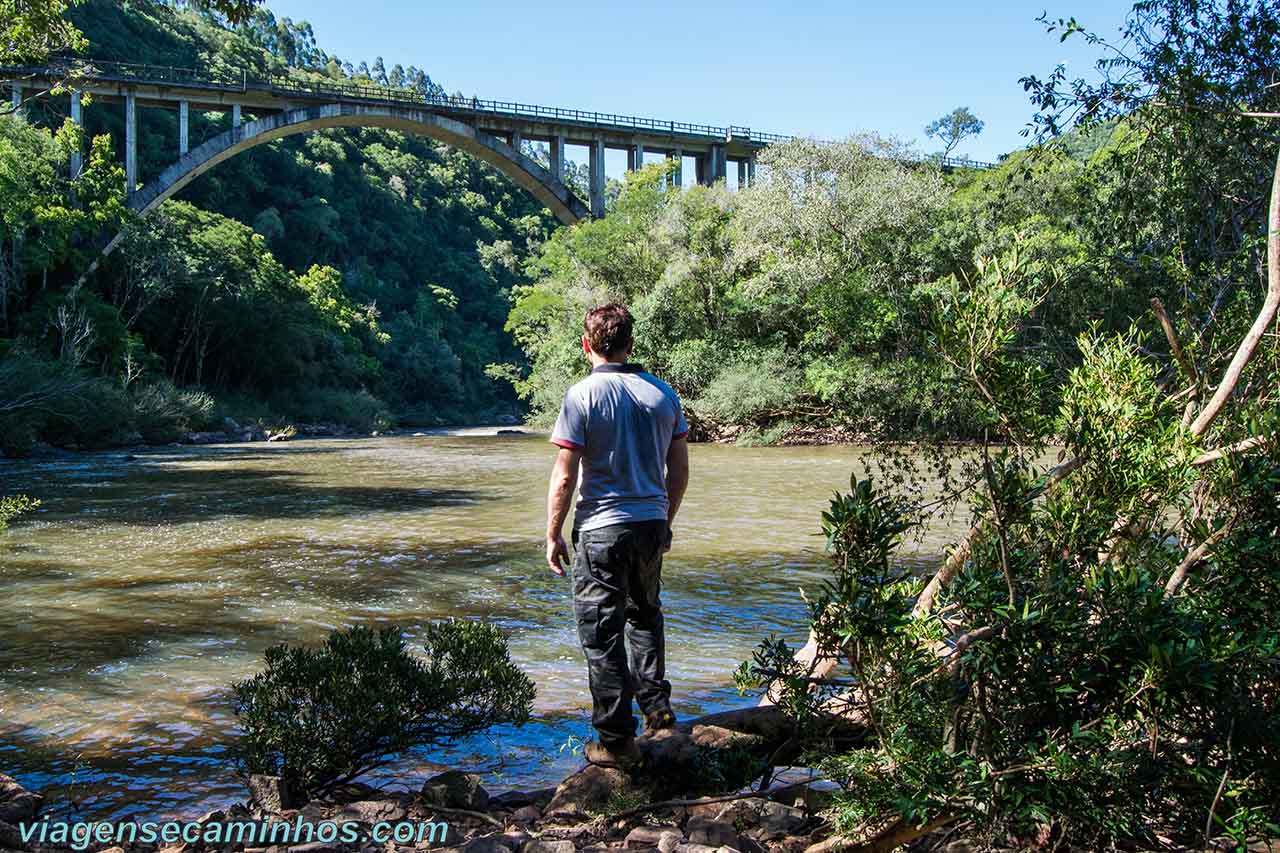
[2, 59, 996, 169]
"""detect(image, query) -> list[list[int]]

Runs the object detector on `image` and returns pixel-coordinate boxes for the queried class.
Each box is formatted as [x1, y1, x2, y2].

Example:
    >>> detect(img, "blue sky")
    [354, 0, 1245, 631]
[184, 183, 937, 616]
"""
[264, 0, 1132, 164]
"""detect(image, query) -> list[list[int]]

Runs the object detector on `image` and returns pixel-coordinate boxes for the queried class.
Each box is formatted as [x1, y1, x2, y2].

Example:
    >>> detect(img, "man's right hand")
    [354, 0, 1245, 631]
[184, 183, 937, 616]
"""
[546, 534, 569, 576]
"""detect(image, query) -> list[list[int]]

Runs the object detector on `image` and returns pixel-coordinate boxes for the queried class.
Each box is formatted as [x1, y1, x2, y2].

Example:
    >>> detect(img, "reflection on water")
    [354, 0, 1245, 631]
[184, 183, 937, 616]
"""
[0, 434, 963, 820]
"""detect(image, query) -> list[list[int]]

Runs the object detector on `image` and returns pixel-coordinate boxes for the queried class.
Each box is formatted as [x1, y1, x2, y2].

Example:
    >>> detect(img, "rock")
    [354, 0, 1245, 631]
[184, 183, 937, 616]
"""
[625, 826, 681, 849]
[508, 806, 541, 825]
[0, 774, 41, 824]
[420, 771, 489, 812]
[687, 725, 765, 752]
[0, 819, 25, 851]
[753, 803, 805, 838]
[685, 817, 740, 850]
[496, 430, 525, 436]
[334, 799, 408, 825]
[657, 832, 683, 853]
[521, 841, 574, 853]
[488, 789, 554, 810]
[446, 832, 511, 853]
[638, 730, 699, 768]
[186, 431, 230, 444]
[248, 774, 305, 813]
[542, 765, 636, 819]
[673, 845, 720, 853]
[268, 432, 290, 442]
[289, 842, 347, 853]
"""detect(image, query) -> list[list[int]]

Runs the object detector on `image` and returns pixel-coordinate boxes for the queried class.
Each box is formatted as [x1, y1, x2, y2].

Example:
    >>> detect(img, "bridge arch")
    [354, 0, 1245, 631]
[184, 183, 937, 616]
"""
[105, 102, 589, 258]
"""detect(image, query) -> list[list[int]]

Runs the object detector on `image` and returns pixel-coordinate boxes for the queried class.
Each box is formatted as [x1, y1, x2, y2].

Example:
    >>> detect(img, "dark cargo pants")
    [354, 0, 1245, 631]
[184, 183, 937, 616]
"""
[571, 519, 672, 747]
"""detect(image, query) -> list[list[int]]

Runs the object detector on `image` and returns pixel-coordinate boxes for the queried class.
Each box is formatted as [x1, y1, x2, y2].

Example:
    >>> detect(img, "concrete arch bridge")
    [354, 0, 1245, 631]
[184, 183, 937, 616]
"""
[2, 60, 809, 232]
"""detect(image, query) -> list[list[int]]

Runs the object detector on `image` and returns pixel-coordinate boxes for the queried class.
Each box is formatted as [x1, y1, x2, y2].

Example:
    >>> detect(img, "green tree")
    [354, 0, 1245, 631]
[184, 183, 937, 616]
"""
[924, 106, 984, 161]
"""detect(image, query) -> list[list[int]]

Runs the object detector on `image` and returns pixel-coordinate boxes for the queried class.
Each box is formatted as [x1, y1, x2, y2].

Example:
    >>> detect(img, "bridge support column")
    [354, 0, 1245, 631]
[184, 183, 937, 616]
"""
[125, 91, 138, 194]
[179, 100, 189, 155]
[589, 138, 606, 217]
[9, 84, 21, 115]
[695, 153, 707, 186]
[748, 155, 756, 186]
[737, 158, 747, 188]
[672, 148, 682, 188]
[550, 134, 565, 184]
[510, 129, 522, 154]
[69, 89, 83, 178]
[627, 142, 643, 172]
[231, 103, 241, 130]
[709, 144, 726, 184]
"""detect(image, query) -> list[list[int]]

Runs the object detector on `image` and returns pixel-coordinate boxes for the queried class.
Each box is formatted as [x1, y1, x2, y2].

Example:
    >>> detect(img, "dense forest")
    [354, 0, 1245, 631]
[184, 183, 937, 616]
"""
[1, 0, 561, 453]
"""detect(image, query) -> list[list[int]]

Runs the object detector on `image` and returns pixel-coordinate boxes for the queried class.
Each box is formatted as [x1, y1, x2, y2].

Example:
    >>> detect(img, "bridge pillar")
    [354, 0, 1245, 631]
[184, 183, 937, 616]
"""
[179, 100, 189, 155]
[69, 90, 82, 178]
[737, 158, 747, 188]
[748, 155, 756, 186]
[9, 84, 21, 115]
[550, 134, 565, 184]
[672, 148, 682, 188]
[710, 144, 727, 184]
[694, 153, 707, 186]
[232, 103, 241, 130]
[125, 91, 138, 193]
[588, 138, 606, 217]
[511, 129, 523, 154]
[627, 142, 643, 172]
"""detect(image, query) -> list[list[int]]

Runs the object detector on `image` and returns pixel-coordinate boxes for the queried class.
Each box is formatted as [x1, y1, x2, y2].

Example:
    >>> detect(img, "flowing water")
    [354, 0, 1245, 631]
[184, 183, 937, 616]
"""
[0, 432, 967, 821]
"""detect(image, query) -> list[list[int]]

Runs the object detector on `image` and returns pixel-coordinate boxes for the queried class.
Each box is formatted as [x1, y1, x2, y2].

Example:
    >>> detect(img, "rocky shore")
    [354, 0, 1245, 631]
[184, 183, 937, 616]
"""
[0, 708, 849, 853]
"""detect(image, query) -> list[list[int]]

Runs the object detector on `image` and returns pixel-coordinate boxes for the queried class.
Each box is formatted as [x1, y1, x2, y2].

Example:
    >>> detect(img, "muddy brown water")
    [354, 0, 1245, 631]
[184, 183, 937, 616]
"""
[0, 431, 968, 821]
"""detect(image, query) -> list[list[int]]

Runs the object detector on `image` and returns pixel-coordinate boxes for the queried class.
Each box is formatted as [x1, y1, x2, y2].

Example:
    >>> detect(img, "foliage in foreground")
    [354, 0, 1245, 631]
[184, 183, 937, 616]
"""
[232, 622, 535, 798]
[739, 311, 1280, 847]
[0, 494, 39, 531]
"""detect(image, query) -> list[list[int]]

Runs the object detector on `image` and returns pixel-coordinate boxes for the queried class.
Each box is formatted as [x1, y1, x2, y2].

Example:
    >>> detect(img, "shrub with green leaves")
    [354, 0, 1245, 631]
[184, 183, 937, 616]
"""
[233, 622, 535, 799]
[0, 495, 39, 531]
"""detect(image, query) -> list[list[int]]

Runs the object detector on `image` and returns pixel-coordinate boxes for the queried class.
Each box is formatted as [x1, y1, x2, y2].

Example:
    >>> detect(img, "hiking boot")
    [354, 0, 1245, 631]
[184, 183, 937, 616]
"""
[643, 707, 677, 733]
[584, 738, 643, 770]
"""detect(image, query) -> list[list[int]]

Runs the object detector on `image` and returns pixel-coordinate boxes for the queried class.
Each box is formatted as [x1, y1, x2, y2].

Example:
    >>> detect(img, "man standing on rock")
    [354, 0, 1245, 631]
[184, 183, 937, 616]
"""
[545, 303, 691, 770]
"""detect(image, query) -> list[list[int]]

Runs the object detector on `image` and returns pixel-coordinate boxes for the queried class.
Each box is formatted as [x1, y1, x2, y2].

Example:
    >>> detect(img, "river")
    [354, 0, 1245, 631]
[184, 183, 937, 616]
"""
[0, 432, 966, 821]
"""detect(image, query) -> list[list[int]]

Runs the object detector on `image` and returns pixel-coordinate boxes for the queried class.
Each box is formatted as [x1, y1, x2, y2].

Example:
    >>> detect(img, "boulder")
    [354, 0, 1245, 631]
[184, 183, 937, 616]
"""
[0, 819, 25, 852]
[248, 774, 305, 813]
[672, 844, 720, 853]
[542, 765, 637, 820]
[657, 833, 683, 853]
[444, 832, 512, 853]
[420, 771, 489, 812]
[333, 799, 408, 825]
[0, 774, 41, 824]
[289, 842, 347, 853]
[685, 817, 741, 850]
[488, 789, 555, 811]
[521, 841, 574, 853]
[625, 826, 682, 849]
[508, 806, 541, 825]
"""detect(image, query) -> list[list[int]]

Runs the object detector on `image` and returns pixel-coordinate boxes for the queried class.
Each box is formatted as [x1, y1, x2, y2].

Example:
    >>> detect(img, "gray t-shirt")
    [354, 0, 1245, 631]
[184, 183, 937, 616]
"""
[551, 363, 689, 532]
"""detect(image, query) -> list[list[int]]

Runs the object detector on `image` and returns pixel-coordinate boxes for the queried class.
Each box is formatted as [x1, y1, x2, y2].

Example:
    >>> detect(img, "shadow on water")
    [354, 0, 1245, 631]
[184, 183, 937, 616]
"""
[6, 466, 484, 526]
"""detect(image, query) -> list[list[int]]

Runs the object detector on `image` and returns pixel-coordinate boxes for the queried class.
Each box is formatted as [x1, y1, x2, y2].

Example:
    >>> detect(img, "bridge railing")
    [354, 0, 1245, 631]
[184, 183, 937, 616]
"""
[265, 76, 774, 142]
[1, 59, 998, 167]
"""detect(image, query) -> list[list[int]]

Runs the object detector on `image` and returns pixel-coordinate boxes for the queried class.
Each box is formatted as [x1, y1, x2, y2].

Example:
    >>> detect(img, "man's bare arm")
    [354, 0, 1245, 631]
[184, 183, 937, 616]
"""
[665, 436, 690, 529]
[546, 447, 582, 575]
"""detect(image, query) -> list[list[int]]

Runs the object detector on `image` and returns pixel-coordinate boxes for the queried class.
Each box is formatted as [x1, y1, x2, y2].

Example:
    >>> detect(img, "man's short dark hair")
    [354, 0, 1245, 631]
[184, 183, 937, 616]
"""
[584, 303, 634, 357]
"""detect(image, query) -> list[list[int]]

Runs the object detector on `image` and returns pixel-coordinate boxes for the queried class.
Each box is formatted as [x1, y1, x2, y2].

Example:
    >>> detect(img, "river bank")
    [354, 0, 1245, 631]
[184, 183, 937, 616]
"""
[0, 705, 845, 853]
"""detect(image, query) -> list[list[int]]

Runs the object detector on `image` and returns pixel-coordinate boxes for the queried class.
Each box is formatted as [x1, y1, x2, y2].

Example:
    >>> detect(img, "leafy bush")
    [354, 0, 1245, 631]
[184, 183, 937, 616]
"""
[131, 381, 215, 443]
[233, 622, 535, 798]
[689, 351, 802, 425]
[0, 495, 40, 531]
[273, 387, 395, 432]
